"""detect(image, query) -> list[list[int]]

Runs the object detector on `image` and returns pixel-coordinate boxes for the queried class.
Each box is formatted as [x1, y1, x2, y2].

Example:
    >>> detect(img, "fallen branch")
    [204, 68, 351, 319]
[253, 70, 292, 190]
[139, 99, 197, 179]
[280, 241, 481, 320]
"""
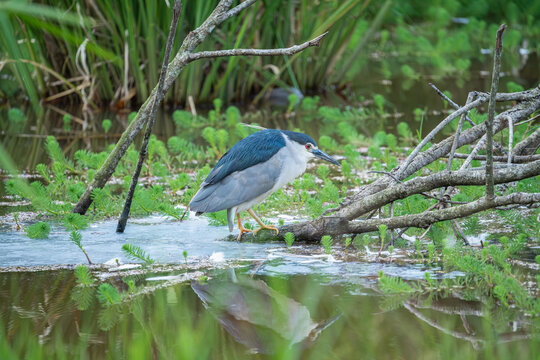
[331, 160, 540, 221]
[450, 153, 540, 163]
[330, 93, 540, 218]
[235, 192, 538, 242]
[513, 127, 540, 156]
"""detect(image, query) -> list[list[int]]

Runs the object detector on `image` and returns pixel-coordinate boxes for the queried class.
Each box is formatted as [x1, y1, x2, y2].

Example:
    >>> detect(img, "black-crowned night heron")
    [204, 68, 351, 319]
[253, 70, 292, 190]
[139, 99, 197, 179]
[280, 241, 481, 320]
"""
[190, 129, 340, 239]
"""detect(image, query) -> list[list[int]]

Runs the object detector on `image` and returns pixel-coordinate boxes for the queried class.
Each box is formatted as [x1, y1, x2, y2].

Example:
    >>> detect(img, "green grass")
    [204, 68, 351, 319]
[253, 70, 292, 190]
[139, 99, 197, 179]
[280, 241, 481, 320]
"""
[2, 0, 539, 112]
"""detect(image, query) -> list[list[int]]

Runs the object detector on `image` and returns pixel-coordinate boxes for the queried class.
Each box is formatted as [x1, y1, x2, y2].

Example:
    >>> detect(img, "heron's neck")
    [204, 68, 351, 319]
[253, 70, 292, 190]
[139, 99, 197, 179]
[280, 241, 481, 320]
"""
[282, 136, 310, 176]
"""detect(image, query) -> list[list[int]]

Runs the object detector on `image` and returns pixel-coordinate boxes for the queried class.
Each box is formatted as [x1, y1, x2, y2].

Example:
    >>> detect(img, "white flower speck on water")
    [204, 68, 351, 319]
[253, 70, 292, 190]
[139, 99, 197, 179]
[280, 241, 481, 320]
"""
[209, 252, 225, 263]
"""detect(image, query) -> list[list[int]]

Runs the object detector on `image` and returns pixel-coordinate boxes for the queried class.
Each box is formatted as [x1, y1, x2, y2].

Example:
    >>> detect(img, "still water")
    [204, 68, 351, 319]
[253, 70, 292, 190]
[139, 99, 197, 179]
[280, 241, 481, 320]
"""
[1, 264, 537, 359]
[0, 215, 538, 359]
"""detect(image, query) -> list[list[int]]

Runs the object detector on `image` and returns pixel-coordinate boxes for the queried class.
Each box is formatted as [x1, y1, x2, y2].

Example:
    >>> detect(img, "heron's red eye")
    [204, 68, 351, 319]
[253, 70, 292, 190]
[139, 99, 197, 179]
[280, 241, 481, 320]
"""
[305, 143, 312, 150]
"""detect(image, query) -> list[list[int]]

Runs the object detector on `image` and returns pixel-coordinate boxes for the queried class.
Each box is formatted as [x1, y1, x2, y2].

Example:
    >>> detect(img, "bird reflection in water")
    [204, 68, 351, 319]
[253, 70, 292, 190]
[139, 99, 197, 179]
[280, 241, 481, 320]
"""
[191, 271, 339, 354]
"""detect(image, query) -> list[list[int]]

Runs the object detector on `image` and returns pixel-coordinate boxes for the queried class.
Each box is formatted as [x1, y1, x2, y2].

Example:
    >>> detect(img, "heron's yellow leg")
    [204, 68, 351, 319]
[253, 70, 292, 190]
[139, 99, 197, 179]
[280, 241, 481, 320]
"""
[248, 209, 279, 236]
[236, 213, 252, 241]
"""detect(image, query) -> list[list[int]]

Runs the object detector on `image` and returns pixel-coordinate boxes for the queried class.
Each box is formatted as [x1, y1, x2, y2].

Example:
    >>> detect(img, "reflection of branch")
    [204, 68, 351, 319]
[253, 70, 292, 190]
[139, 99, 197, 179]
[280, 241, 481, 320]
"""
[406, 297, 483, 317]
[404, 301, 532, 348]
[403, 302, 483, 346]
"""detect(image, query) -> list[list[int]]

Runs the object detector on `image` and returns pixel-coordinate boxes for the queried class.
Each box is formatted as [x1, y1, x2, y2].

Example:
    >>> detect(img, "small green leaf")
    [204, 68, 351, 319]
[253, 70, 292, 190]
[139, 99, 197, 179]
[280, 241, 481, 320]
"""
[284, 232, 295, 247]
[26, 222, 50, 239]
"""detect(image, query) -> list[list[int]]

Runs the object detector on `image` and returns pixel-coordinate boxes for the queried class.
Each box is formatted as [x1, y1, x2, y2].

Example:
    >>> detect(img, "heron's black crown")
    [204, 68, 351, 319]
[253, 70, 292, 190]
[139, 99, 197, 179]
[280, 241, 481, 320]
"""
[280, 130, 317, 147]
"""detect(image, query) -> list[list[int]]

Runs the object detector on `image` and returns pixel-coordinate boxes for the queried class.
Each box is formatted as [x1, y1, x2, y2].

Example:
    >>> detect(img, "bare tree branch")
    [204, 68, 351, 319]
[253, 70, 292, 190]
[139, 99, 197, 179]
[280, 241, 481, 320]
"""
[429, 83, 508, 155]
[240, 192, 539, 242]
[329, 93, 540, 218]
[507, 115, 513, 165]
[346, 192, 539, 235]
[485, 24, 507, 199]
[217, 0, 258, 23]
[116, 0, 182, 233]
[396, 97, 487, 178]
[338, 160, 540, 221]
[187, 32, 328, 61]
[451, 153, 540, 163]
[429, 83, 476, 127]
[513, 127, 540, 156]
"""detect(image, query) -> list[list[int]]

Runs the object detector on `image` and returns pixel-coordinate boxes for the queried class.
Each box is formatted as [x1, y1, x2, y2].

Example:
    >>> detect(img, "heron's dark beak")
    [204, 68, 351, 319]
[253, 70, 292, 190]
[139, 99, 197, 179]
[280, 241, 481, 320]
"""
[312, 149, 340, 166]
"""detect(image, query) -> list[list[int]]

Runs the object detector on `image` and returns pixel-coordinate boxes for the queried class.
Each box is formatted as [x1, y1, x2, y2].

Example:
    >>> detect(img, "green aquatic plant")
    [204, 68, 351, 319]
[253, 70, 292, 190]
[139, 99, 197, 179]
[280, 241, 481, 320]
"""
[316, 165, 330, 180]
[121, 244, 155, 265]
[102, 119, 112, 133]
[157, 203, 182, 220]
[6, 107, 26, 133]
[7, 108, 25, 123]
[90, 187, 118, 217]
[301, 96, 319, 111]
[378, 271, 415, 294]
[321, 235, 333, 254]
[70, 230, 92, 264]
[287, 93, 300, 113]
[74, 264, 95, 286]
[13, 212, 21, 230]
[25, 221, 50, 239]
[62, 114, 71, 131]
[202, 126, 220, 156]
[397, 122, 414, 146]
[378, 224, 388, 249]
[63, 213, 89, 231]
[97, 283, 122, 306]
[173, 110, 194, 129]
[205, 210, 228, 226]
[216, 129, 229, 155]
[71, 265, 96, 310]
[35, 163, 51, 184]
[284, 232, 295, 247]
[128, 112, 137, 124]
[123, 277, 136, 296]
[183, 250, 188, 265]
[44, 136, 76, 173]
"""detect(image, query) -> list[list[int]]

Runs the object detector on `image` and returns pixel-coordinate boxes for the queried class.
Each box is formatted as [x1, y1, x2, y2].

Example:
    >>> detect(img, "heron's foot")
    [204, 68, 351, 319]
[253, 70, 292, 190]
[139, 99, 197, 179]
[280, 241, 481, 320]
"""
[237, 223, 253, 241]
[253, 224, 279, 236]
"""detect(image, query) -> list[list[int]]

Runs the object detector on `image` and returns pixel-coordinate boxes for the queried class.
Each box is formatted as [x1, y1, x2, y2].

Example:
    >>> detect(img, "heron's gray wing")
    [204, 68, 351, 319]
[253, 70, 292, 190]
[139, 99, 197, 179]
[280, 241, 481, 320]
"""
[190, 157, 281, 214]
[202, 129, 285, 186]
